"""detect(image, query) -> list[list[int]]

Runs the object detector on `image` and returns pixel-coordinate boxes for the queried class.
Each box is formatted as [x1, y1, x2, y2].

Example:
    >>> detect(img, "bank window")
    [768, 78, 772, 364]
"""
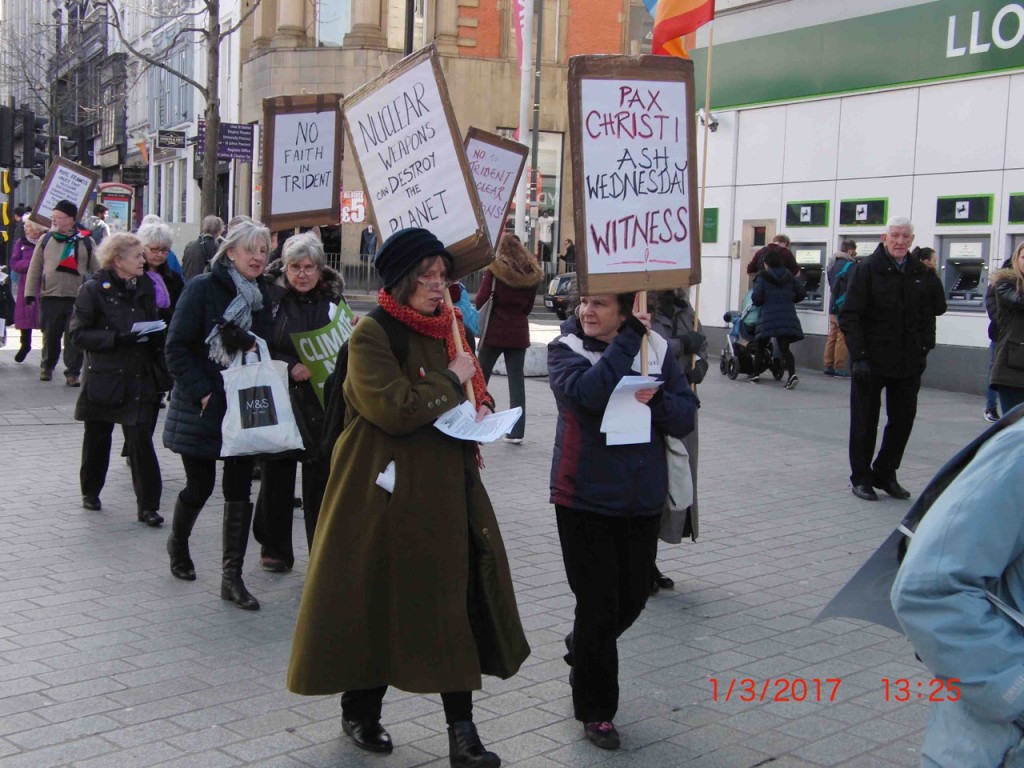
[317, 0, 351, 46]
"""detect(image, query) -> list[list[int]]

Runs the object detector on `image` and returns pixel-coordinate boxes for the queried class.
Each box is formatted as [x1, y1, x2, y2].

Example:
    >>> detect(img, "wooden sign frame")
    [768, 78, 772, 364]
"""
[29, 157, 101, 229]
[464, 127, 529, 248]
[261, 94, 344, 232]
[568, 55, 702, 295]
[343, 45, 491, 281]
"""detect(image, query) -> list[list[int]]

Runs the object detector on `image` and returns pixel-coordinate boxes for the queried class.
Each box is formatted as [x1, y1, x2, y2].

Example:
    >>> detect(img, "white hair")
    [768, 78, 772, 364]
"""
[886, 216, 914, 234]
[137, 221, 174, 249]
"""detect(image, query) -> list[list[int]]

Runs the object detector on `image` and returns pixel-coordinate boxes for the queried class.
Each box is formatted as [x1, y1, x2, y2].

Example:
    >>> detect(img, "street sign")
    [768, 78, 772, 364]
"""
[157, 130, 186, 149]
[196, 121, 255, 162]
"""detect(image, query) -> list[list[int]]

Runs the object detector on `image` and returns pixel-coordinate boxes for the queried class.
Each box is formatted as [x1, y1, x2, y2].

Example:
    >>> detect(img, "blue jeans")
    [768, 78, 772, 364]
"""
[985, 341, 999, 411]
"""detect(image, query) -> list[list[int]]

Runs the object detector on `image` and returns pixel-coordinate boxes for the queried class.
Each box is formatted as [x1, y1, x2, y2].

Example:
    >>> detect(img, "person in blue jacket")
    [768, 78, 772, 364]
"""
[751, 244, 806, 389]
[548, 290, 697, 751]
[892, 414, 1024, 767]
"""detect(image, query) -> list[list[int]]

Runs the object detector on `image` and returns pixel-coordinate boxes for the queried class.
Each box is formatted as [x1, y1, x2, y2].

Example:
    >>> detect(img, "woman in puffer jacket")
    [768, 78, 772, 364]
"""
[751, 244, 807, 389]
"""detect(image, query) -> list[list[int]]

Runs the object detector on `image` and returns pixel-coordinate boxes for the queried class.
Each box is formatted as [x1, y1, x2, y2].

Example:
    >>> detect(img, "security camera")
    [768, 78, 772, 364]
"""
[697, 108, 719, 133]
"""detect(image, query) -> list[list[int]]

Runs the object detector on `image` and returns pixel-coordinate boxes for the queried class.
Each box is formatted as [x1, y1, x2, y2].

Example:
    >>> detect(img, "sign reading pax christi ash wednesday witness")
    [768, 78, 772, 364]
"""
[344, 45, 491, 280]
[569, 55, 701, 294]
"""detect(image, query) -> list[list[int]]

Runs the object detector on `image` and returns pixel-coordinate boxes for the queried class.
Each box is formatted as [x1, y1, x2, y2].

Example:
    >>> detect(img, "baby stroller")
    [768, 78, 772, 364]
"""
[719, 291, 785, 381]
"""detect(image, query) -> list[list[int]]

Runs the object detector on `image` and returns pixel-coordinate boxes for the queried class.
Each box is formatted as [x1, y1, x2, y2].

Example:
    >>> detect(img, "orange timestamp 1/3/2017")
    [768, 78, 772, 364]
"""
[709, 678, 843, 703]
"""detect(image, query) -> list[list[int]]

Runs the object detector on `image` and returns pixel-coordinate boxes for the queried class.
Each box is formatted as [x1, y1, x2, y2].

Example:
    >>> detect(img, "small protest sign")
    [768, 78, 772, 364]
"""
[262, 94, 344, 231]
[29, 158, 101, 229]
[568, 55, 701, 294]
[343, 45, 490, 280]
[289, 302, 356, 408]
[464, 128, 528, 248]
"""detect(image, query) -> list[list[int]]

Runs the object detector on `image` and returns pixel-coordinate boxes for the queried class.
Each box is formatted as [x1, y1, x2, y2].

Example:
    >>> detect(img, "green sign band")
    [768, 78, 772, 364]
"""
[289, 302, 356, 408]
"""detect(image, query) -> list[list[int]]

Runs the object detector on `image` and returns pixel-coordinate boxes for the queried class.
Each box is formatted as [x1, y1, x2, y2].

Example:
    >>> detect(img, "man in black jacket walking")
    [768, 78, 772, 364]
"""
[181, 215, 224, 281]
[839, 217, 946, 501]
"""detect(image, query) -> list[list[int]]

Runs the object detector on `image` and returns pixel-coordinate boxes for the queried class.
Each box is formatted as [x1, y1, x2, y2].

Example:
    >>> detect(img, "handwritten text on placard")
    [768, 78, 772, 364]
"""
[270, 111, 337, 216]
[466, 137, 524, 247]
[346, 59, 476, 245]
[581, 79, 691, 274]
[38, 167, 93, 219]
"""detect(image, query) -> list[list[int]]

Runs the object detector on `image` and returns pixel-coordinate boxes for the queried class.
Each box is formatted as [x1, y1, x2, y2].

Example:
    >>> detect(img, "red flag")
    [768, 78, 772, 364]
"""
[652, 0, 715, 58]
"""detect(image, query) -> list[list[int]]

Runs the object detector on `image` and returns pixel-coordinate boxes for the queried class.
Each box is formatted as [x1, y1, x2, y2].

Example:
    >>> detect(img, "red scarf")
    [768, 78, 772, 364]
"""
[377, 288, 490, 409]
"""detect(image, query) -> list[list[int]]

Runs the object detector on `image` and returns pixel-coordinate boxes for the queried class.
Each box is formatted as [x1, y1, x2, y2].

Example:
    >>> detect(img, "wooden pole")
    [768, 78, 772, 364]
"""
[638, 291, 649, 376]
[444, 287, 477, 406]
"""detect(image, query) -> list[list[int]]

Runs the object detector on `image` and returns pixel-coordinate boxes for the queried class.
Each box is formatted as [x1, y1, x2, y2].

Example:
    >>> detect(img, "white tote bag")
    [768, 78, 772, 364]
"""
[220, 337, 305, 457]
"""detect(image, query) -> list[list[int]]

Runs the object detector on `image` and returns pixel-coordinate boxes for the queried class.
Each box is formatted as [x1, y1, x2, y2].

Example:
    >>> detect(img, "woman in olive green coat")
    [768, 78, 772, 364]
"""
[288, 228, 529, 768]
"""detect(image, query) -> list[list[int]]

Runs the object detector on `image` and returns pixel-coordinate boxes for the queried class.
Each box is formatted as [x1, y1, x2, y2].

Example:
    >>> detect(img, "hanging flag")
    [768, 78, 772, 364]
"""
[648, 0, 714, 59]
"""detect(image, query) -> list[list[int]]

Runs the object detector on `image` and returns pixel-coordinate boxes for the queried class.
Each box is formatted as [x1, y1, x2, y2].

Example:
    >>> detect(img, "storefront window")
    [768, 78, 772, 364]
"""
[165, 163, 174, 222]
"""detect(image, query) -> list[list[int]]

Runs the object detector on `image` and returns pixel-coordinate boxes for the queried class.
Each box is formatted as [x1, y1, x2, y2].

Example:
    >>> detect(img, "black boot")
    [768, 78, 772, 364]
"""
[167, 495, 201, 580]
[221, 501, 259, 610]
[448, 721, 500, 768]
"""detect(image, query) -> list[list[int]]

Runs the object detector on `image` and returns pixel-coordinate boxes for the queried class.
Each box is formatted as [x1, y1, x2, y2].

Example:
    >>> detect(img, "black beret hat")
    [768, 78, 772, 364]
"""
[53, 199, 79, 219]
[375, 227, 453, 289]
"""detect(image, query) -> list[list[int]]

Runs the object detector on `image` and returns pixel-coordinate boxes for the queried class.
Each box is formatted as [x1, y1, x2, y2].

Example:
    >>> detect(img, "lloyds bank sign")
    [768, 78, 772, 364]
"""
[692, 0, 1024, 109]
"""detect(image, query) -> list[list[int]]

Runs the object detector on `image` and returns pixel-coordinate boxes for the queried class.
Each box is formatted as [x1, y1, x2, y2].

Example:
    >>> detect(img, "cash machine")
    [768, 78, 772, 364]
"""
[792, 242, 826, 310]
[937, 236, 989, 312]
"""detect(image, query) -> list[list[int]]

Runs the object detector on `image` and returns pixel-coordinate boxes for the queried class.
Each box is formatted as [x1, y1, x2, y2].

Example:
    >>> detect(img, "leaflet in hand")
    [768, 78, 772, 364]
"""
[130, 320, 167, 336]
[434, 401, 524, 443]
[600, 375, 662, 446]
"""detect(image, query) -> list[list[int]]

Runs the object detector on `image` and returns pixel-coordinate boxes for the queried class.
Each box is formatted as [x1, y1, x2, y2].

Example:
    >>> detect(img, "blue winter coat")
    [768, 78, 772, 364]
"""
[892, 416, 1024, 767]
[162, 259, 273, 459]
[548, 317, 697, 517]
[751, 267, 806, 342]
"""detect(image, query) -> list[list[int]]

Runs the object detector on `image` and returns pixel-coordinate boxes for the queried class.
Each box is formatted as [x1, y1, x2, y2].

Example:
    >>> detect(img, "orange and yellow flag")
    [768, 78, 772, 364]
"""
[651, 0, 715, 59]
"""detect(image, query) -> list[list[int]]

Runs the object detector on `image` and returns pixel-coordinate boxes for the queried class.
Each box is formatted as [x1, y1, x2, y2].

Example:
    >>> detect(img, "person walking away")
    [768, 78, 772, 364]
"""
[839, 217, 947, 502]
[138, 221, 185, 324]
[162, 219, 274, 610]
[23, 199, 99, 386]
[181, 215, 224, 281]
[983, 255, 1014, 422]
[549, 292, 697, 750]
[88, 204, 110, 246]
[254, 233, 346, 571]
[561, 239, 576, 272]
[10, 219, 46, 363]
[988, 243, 1024, 414]
[751, 244, 806, 389]
[288, 228, 529, 767]
[475, 234, 544, 443]
[649, 288, 707, 594]
[70, 233, 169, 523]
[824, 239, 857, 377]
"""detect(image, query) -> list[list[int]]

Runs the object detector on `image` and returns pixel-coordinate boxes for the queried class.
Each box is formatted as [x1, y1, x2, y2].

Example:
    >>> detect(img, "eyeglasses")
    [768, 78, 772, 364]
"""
[286, 265, 319, 276]
[417, 277, 451, 289]
[147, 246, 171, 254]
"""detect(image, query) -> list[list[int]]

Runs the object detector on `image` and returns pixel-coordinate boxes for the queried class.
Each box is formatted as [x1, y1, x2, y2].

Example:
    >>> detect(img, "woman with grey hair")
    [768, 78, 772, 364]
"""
[138, 221, 184, 323]
[162, 219, 274, 610]
[254, 232, 347, 570]
[139, 215, 184, 277]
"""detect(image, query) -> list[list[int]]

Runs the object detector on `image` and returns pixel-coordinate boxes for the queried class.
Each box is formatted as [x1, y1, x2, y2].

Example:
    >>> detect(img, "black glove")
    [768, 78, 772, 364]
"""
[620, 314, 648, 338]
[852, 359, 872, 383]
[680, 330, 706, 356]
[217, 320, 255, 354]
[115, 331, 145, 347]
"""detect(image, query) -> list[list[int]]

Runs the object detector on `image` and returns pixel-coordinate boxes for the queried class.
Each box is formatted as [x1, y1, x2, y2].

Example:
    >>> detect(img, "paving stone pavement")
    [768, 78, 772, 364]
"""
[0, 333, 994, 768]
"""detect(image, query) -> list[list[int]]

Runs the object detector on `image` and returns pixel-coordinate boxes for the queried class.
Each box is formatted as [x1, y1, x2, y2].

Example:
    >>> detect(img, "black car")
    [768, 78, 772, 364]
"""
[543, 272, 575, 320]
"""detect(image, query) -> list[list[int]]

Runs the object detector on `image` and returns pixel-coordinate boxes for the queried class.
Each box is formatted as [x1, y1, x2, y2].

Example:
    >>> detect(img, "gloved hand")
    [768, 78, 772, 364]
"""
[115, 331, 146, 346]
[620, 314, 648, 337]
[217, 320, 255, 354]
[680, 330, 706, 356]
[852, 359, 872, 383]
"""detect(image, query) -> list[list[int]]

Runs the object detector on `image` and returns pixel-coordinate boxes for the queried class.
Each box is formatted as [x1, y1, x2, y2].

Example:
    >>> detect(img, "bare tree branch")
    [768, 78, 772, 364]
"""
[221, 0, 262, 40]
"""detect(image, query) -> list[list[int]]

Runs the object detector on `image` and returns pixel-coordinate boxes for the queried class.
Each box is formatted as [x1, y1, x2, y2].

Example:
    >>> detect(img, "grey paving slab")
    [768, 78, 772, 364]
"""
[0, 335, 994, 766]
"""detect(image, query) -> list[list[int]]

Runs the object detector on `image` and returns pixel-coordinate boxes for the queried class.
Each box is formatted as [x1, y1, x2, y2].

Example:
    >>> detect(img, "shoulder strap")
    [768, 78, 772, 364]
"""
[366, 305, 409, 366]
[838, 261, 853, 279]
[39, 232, 52, 252]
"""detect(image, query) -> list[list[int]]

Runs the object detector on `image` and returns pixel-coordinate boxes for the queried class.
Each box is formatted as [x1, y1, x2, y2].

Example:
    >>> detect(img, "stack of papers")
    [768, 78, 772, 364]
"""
[600, 376, 662, 445]
[131, 320, 167, 335]
[434, 401, 524, 443]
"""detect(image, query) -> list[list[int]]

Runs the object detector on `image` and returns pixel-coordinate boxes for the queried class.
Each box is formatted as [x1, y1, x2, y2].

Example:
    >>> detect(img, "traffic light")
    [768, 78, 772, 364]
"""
[63, 135, 78, 161]
[22, 110, 49, 177]
[0, 106, 14, 167]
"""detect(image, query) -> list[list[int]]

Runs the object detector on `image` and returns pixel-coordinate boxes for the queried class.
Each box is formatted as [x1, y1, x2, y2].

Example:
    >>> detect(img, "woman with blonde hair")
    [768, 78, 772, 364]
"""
[69, 232, 169, 523]
[474, 234, 544, 443]
[989, 242, 1024, 415]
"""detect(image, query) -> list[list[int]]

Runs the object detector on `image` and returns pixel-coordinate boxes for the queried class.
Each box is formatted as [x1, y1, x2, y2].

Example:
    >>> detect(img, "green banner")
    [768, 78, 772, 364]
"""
[692, 0, 1024, 109]
[289, 302, 356, 408]
[702, 207, 719, 243]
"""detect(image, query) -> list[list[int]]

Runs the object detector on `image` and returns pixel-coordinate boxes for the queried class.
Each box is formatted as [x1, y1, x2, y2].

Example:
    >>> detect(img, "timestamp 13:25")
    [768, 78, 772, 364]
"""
[881, 678, 961, 702]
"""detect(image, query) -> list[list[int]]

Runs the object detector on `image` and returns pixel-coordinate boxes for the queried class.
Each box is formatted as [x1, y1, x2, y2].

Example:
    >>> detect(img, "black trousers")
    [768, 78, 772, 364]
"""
[477, 345, 527, 439]
[179, 455, 255, 508]
[39, 296, 82, 376]
[253, 457, 327, 566]
[849, 373, 921, 487]
[80, 411, 161, 511]
[341, 686, 472, 725]
[555, 505, 661, 723]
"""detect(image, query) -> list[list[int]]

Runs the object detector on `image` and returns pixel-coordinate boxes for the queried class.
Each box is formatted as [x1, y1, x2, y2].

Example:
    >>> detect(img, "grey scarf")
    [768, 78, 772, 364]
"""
[206, 263, 264, 367]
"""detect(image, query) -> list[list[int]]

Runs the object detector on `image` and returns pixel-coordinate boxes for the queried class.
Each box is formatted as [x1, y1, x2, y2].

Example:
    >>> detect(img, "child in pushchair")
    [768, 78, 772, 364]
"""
[719, 292, 785, 382]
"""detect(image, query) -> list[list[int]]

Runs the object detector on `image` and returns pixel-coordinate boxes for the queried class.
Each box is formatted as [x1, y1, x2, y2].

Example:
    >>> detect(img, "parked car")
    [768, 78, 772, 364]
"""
[544, 272, 575, 320]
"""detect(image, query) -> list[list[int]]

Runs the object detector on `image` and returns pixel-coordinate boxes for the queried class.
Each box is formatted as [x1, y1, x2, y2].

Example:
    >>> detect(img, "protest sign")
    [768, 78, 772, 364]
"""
[343, 45, 490, 280]
[464, 128, 528, 248]
[568, 55, 701, 294]
[289, 302, 356, 408]
[29, 158, 100, 228]
[262, 94, 344, 231]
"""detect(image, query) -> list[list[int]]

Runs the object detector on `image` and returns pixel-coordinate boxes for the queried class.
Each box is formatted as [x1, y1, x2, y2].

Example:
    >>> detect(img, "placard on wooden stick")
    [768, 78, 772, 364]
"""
[29, 158, 101, 229]
[343, 45, 491, 281]
[464, 128, 528, 248]
[261, 94, 344, 231]
[568, 55, 701, 295]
